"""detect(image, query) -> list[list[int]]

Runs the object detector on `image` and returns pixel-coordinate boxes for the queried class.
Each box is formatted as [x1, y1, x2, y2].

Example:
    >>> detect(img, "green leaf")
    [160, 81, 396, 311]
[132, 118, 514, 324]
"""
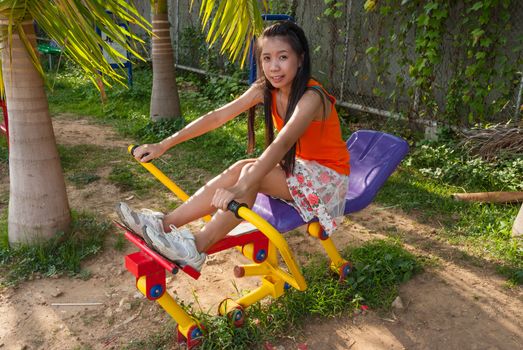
[417, 14, 429, 27]
[471, 28, 485, 46]
[0, 0, 152, 91]
[475, 51, 486, 60]
[480, 37, 493, 48]
[365, 46, 378, 55]
[198, 0, 265, 67]
[424, 2, 438, 13]
[471, 2, 483, 12]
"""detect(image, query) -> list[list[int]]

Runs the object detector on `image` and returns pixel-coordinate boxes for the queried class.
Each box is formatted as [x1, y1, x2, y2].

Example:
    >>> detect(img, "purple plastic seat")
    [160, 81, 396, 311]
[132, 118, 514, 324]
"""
[252, 130, 409, 233]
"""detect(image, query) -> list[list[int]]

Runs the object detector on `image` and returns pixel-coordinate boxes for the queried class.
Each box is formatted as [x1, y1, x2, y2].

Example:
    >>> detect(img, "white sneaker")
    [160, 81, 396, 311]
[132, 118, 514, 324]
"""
[115, 202, 164, 238]
[143, 224, 207, 271]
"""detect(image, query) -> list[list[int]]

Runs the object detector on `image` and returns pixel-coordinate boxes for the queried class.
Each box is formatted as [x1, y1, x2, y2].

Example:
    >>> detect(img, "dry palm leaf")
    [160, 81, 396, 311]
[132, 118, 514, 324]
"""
[460, 123, 523, 161]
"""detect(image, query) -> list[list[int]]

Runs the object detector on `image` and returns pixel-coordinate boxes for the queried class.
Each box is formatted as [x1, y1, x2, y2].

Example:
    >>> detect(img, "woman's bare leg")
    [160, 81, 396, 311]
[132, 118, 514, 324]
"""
[193, 163, 292, 252]
[162, 159, 256, 230]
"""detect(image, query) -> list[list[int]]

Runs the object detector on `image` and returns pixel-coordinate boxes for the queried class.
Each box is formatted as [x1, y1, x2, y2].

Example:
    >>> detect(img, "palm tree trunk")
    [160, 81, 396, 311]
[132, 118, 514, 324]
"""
[1, 19, 71, 244]
[150, 1, 181, 122]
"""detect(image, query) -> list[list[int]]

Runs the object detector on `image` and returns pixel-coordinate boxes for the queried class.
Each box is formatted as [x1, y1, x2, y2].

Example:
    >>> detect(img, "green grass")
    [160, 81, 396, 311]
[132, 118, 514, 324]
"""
[0, 135, 7, 164]
[107, 161, 163, 195]
[59, 144, 120, 172]
[48, 65, 264, 195]
[0, 211, 112, 286]
[57, 142, 164, 195]
[376, 168, 522, 284]
[191, 238, 421, 349]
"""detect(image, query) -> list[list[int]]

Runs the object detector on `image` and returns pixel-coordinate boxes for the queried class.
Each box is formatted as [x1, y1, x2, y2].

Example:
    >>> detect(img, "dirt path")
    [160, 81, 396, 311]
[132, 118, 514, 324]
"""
[0, 114, 521, 350]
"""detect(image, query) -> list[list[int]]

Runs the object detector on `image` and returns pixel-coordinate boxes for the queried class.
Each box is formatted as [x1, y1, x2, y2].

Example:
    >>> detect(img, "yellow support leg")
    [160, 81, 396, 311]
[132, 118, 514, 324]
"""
[319, 238, 347, 272]
[136, 276, 200, 338]
[235, 275, 286, 308]
[307, 222, 351, 278]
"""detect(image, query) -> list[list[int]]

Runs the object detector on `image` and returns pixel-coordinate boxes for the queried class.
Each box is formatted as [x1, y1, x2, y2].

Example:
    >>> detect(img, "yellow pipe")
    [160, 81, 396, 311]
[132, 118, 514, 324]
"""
[127, 145, 211, 222]
[267, 242, 279, 265]
[136, 276, 196, 335]
[236, 263, 271, 277]
[319, 238, 345, 266]
[308, 222, 347, 273]
[236, 207, 307, 291]
[307, 222, 324, 239]
[218, 298, 241, 316]
[236, 283, 273, 307]
[271, 266, 299, 287]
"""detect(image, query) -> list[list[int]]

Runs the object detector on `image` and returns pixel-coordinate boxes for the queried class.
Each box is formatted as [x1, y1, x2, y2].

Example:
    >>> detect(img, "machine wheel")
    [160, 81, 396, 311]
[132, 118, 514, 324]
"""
[176, 324, 204, 349]
[218, 298, 246, 327]
[186, 325, 204, 349]
[230, 307, 245, 327]
[338, 261, 353, 283]
[149, 284, 163, 299]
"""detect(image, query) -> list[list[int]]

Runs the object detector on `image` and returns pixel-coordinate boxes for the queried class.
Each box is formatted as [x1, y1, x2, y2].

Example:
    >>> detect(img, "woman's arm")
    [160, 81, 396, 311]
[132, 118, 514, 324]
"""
[212, 90, 325, 209]
[134, 84, 263, 162]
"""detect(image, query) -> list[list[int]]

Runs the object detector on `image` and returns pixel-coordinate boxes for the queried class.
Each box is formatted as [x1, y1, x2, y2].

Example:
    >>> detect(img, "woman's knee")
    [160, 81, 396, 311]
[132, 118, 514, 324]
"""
[239, 161, 255, 176]
[224, 159, 255, 179]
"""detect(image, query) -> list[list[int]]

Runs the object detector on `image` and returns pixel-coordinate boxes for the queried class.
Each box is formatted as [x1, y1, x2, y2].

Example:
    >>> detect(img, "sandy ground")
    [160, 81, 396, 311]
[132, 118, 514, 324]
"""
[0, 114, 521, 350]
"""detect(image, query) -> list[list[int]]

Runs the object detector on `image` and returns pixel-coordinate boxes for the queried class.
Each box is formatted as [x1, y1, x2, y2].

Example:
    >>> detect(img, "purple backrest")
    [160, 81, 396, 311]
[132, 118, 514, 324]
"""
[252, 130, 409, 233]
[344, 130, 409, 214]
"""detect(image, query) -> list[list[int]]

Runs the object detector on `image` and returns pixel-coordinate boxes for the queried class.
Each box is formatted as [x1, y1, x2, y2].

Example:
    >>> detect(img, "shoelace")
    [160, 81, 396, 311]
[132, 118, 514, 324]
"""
[167, 224, 187, 240]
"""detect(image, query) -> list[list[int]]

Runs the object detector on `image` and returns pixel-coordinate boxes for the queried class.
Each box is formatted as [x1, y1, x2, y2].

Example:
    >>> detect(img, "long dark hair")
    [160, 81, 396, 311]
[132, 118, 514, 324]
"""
[247, 21, 312, 175]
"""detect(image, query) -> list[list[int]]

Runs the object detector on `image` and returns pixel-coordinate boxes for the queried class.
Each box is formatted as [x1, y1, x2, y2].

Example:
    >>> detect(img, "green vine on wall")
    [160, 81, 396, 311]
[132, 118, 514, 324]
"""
[323, 0, 344, 19]
[364, 0, 522, 126]
[322, 0, 346, 85]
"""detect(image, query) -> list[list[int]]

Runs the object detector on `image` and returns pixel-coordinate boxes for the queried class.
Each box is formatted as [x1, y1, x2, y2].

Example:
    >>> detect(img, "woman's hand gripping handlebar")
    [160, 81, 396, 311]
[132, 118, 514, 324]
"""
[130, 143, 165, 163]
[227, 200, 307, 291]
[128, 145, 200, 214]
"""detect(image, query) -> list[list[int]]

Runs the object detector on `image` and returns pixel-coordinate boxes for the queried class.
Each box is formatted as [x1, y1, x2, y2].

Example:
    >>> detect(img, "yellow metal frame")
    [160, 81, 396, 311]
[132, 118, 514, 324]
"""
[307, 222, 349, 274]
[126, 145, 349, 336]
[136, 276, 199, 336]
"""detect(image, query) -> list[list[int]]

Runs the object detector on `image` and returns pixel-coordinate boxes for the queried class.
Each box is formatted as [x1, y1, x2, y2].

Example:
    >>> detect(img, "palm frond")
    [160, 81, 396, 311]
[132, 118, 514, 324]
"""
[194, 0, 267, 67]
[0, 0, 152, 90]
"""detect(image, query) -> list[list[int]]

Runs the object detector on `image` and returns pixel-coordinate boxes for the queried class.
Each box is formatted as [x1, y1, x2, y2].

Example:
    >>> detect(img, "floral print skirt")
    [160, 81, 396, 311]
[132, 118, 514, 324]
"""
[285, 158, 349, 236]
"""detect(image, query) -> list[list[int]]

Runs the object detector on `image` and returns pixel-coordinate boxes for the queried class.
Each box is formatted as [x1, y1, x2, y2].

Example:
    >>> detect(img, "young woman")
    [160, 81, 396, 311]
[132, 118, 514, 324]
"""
[116, 21, 350, 271]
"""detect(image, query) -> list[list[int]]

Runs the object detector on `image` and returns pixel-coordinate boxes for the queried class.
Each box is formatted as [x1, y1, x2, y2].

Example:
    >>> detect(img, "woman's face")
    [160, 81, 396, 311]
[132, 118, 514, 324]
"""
[260, 36, 302, 91]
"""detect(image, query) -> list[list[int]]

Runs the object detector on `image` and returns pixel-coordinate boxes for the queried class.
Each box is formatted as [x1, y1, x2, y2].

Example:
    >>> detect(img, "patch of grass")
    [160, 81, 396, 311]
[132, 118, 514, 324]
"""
[108, 162, 161, 195]
[406, 140, 523, 192]
[0, 211, 112, 286]
[48, 64, 151, 124]
[48, 65, 258, 172]
[188, 238, 421, 349]
[376, 168, 522, 284]
[135, 117, 186, 144]
[0, 135, 7, 163]
[67, 172, 101, 187]
[58, 144, 121, 173]
[345, 239, 423, 308]
[57, 141, 162, 195]
[113, 232, 127, 251]
[47, 65, 188, 144]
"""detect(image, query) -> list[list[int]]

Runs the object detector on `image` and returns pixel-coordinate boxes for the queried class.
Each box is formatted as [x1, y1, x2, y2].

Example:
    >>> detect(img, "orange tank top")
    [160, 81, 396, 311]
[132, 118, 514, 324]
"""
[272, 79, 350, 175]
